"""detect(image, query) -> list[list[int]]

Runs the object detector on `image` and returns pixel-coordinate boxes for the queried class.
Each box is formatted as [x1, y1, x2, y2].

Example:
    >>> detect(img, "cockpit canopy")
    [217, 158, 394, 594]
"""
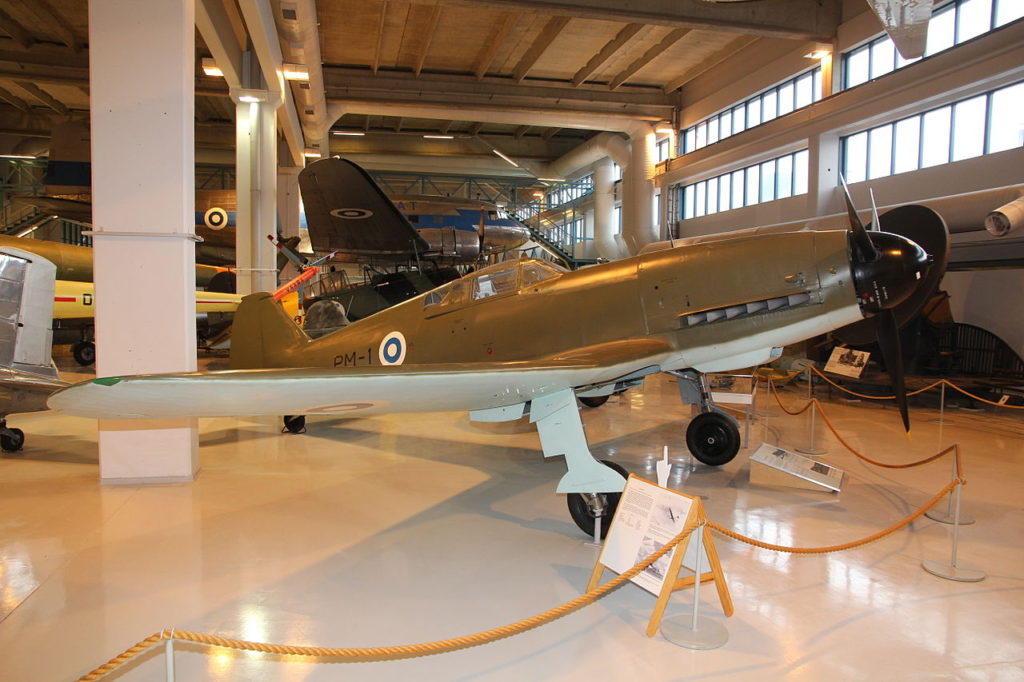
[424, 259, 566, 310]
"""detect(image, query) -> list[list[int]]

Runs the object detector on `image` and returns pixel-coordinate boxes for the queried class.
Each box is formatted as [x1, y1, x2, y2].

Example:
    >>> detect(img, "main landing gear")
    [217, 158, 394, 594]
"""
[282, 415, 306, 434]
[72, 340, 95, 366]
[566, 459, 628, 538]
[671, 370, 741, 466]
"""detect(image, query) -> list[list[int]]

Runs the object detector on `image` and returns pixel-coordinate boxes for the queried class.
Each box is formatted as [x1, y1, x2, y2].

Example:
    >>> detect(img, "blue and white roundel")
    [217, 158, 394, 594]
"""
[378, 331, 406, 365]
[330, 208, 374, 220]
[204, 207, 228, 230]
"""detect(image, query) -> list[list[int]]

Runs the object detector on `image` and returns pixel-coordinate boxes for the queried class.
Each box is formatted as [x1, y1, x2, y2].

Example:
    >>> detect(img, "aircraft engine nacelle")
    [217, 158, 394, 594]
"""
[985, 195, 1024, 237]
[416, 227, 481, 263]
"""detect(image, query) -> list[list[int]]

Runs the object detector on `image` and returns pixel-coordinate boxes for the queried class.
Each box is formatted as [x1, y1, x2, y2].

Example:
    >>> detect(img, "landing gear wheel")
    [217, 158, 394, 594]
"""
[566, 459, 628, 538]
[282, 415, 306, 434]
[579, 395, 610, 408]
[72, 341, 95, 366]
[1, 428, 25, 452]
[685, 412, 740, 466]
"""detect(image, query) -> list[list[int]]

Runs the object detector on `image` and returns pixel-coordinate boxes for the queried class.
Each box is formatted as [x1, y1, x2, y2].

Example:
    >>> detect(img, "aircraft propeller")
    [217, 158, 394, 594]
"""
[837, 180, 950, 432]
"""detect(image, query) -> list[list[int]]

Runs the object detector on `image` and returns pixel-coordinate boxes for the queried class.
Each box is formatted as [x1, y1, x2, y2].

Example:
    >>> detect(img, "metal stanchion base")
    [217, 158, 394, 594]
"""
[660, 613, 729, 650]
[921, 559, 985, 582]
[795, 446, 826, 455]
[924, 509, 975, 525]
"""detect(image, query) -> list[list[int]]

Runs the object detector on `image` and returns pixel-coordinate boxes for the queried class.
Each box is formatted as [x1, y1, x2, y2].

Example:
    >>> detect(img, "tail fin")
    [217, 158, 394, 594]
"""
[0, 247, 59, 380]
[229, 293, 309, 369]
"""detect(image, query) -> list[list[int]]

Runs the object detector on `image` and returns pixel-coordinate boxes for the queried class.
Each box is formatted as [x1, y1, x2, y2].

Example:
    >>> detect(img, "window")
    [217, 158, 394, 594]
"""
[681, 67, 822, 154]
[841, 0, 1021, 90]
[841, 80, 1024, 181]
[657, 138, 670, 162]
[680, 149, 809, 219]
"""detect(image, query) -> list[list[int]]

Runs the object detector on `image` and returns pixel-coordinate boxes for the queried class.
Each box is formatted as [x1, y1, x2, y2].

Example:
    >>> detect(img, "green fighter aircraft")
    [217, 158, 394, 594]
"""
[49, 187, 948, 537]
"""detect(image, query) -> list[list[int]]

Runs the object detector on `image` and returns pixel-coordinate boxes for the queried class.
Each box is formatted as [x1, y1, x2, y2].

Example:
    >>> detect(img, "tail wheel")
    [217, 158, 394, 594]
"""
[1, 428, 25, 452]
[282, 415, 306, 434]
[685, 412, 740, 466]
[72, 341, 95, 366]
[566, 459, 628, 538]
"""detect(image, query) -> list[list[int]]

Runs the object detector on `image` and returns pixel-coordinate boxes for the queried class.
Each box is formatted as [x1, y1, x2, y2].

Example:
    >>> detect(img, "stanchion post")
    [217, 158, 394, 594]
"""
[922, 468, 985, 582]
[926, 443, 974, 525]
[796, 368, 825, 455]
[165, 632, 176, 682]
[659, 522, 729, 649]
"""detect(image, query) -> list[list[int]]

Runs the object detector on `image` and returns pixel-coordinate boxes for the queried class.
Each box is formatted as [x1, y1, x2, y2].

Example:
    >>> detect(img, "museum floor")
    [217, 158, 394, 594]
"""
[1, 352, 1022, 681]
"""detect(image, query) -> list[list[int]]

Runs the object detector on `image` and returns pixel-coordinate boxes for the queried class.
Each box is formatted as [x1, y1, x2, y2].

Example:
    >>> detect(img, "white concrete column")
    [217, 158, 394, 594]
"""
[89, 0, 198, 481]
[622, 124, 657, 252]
[233, 91, 281, 295]
[593, 159, 618, 260]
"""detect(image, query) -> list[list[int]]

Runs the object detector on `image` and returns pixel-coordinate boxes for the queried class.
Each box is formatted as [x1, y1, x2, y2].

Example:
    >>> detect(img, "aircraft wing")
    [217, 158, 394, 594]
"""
[48, 338, 675, 420]
[299, 157, 429, 259]
[0, 370, 68, 417]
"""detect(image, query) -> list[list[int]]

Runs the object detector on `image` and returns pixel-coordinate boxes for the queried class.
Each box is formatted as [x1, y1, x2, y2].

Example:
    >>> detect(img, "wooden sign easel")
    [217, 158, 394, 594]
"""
[586, 476, 733, 637]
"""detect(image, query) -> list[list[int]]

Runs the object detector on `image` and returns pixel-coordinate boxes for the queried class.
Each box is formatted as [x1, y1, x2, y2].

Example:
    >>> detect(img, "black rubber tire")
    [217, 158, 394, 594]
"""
[1, 428, 25, 452]
[566, 459, 629, 538]
[282, 415, 306, 434]
[579, 395, 610, 408]
[72, 341, 95, 366]
[685, 412, 740, 466]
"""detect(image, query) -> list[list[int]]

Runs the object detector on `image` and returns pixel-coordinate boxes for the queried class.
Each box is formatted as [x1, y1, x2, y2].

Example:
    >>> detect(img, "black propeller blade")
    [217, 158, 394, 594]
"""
[876, 308, 911, 432]
[840, 175, 879, 263]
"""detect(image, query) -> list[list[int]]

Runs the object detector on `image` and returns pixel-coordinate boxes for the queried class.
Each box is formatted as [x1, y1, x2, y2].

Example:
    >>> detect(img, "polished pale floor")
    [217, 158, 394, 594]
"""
[1, 354, 1022, 681]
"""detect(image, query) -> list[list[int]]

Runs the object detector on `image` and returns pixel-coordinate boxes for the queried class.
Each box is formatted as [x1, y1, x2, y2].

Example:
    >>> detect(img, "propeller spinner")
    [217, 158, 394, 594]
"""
[838, 183, 948, 432]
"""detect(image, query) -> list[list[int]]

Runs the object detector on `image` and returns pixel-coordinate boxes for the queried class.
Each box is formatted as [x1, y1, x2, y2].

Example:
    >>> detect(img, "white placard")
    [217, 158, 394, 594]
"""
[600, 476, 695, 596]
[750, 442, 844, 492]
[824, 347, 870, 378]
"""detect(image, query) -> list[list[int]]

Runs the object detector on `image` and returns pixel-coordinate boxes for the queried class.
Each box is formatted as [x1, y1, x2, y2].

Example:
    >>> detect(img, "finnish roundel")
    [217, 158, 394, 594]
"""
[330, 208, 374, 220]
[378, 331, 406, 366]
[204, 207, 228, 230]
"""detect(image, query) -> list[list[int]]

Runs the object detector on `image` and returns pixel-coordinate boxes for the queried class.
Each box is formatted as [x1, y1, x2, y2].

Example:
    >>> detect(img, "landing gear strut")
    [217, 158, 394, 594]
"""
[566, 460, 628, 538]
[672, 370, 741, 466]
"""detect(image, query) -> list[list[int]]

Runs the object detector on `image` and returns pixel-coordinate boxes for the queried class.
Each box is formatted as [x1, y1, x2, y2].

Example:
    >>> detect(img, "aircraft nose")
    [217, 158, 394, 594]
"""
[851, 231, 931, 314]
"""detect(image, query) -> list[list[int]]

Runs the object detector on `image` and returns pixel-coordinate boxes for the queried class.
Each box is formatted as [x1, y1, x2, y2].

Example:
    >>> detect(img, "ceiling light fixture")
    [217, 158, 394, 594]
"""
[332, 130, 365, 136]
[537, 177, 565, 182]
[655, 120, 675, 134]
[804, 43, 832, 60]
[303, 150, 321, 158]
[282, 63, 309, 81]
[201, 57, 223, 77]
[492, 149, 519, 168]
[423, 134, 454, 139]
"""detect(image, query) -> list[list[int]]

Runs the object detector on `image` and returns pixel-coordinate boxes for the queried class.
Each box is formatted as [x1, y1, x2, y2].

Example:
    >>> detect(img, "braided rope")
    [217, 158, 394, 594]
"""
[768, 380, 964, 471]
[807, 367, 1023, 409]
[76, 517, 702, 680]
[709, 479, 958, 554]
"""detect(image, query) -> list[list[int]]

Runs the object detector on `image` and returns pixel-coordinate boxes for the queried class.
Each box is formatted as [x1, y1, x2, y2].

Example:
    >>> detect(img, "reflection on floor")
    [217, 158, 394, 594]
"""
[1, 352, 1022, 680]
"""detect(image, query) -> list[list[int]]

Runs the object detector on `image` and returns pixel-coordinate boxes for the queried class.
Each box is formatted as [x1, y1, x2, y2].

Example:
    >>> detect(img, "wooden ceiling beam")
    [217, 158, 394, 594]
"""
[15, 81, 67, 116]
[439, 119, 455, 134]
[473, 12, 519, 80]
[0, 85, 30, 112]
[20, 0, 79, 52]
[662, 35, 759, 93]
[541, 127, 562, 140]
[514, 125, 530, 139]
[413, 5, 443, 76]
[373, 0, 389, 74]
[0, 7, 34, 49]
[467, 121, 484, 135]
[609, 27, 690, 91]
[572, 23, 643, 87]
[512, 16, 570, 83]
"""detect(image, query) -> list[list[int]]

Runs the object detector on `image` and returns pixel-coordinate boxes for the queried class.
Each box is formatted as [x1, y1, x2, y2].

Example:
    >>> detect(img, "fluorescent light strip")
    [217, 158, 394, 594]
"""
[332, 131, 365, 136]
[493, 149, 519, 168]
[423, 134, 454, 139]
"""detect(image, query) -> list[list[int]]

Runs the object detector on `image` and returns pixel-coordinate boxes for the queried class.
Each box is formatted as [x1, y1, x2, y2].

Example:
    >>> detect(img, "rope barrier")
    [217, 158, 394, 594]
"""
[768, 379, 967, 472]
[807, 366, 1023, 409]
[77, 517, 703, 680]
[709, 479, 957, 554]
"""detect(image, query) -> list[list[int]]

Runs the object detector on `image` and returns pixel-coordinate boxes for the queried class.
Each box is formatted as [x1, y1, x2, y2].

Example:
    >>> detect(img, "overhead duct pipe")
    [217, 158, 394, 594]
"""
[986, 194, 1024, 236]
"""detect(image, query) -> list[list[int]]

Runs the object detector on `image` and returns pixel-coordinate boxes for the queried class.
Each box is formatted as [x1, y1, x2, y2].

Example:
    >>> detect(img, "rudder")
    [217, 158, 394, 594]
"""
[229, 293, 309, 369]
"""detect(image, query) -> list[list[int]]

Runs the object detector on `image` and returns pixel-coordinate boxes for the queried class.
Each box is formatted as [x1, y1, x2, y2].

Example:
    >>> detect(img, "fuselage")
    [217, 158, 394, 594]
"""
[260, 229, 863, 376]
